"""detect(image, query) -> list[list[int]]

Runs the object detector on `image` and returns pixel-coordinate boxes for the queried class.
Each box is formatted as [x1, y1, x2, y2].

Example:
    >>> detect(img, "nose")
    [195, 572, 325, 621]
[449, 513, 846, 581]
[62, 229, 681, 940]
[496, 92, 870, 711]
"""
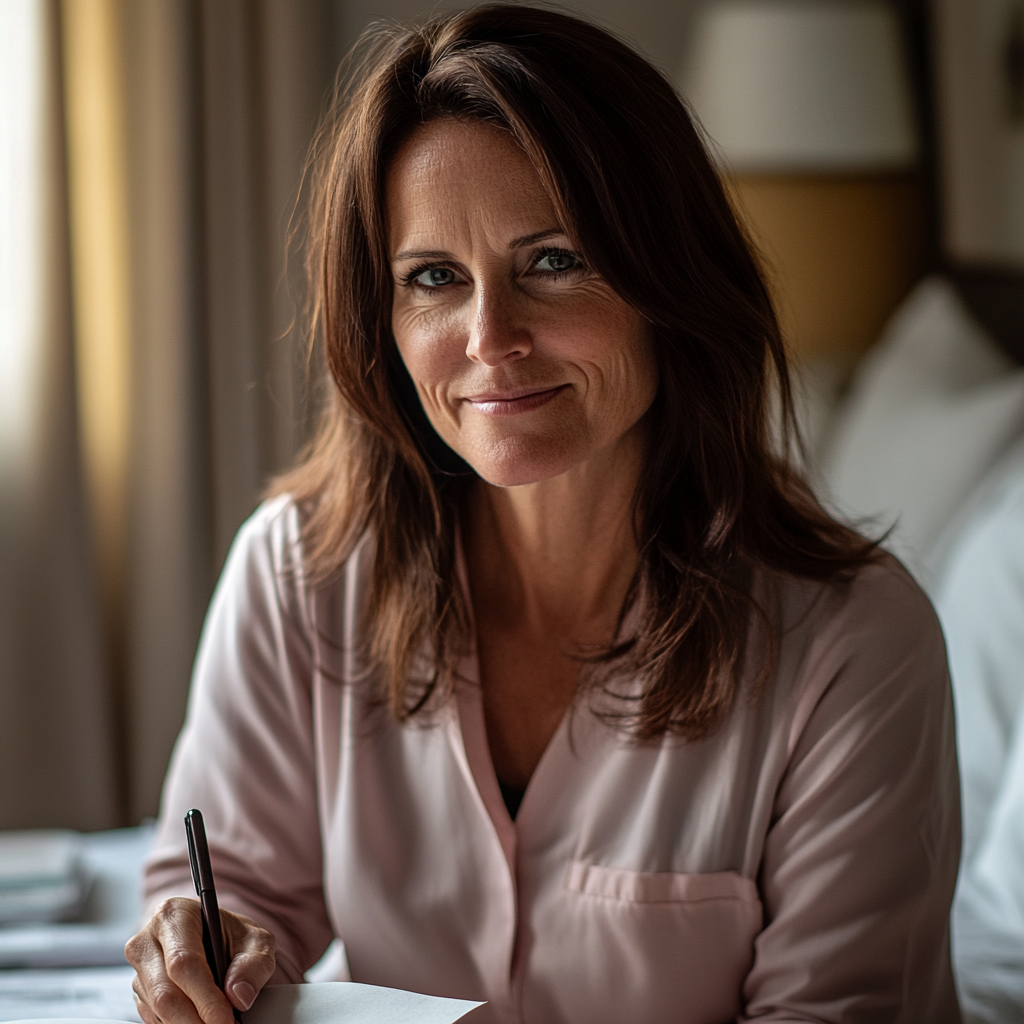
[465, 283, 532, 366]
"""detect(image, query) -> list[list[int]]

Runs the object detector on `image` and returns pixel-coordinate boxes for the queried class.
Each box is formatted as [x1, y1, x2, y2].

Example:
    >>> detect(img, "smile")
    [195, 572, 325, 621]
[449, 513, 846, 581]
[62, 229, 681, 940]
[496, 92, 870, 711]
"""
[462, 385, 569, 415]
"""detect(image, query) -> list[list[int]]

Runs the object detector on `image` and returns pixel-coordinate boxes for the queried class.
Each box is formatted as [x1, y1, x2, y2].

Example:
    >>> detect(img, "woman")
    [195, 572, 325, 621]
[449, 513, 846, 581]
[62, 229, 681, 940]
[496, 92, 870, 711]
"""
[127, 6, 962, 1022]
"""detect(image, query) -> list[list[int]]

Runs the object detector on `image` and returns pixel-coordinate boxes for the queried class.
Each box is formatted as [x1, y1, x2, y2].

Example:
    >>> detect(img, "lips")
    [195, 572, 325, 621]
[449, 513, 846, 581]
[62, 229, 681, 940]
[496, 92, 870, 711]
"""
[462, 384, 568, 414]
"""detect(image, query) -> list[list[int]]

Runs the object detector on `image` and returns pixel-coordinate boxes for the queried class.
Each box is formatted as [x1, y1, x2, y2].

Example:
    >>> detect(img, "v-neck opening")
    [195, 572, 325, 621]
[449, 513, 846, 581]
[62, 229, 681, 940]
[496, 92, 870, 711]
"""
[450, 532, 578, 867]
[453, 642, 577, 828]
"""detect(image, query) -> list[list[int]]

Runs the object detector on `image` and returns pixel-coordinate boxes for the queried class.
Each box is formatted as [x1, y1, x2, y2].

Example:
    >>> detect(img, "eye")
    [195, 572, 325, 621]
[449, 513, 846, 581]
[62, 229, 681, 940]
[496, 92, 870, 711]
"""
[533, 250, 582, 274]
[412, 267, 457, 288]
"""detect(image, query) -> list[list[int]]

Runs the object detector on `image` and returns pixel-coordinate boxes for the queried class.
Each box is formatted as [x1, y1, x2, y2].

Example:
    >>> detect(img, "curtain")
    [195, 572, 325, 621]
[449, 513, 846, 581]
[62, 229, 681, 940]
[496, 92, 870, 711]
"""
[0, 0, 342, 829]
[0, 0, 118, 830]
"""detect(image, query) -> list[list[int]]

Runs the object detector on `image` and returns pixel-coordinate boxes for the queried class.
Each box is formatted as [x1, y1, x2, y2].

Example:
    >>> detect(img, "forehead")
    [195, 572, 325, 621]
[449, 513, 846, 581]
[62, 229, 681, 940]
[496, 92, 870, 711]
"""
[385, 119, 560, 252]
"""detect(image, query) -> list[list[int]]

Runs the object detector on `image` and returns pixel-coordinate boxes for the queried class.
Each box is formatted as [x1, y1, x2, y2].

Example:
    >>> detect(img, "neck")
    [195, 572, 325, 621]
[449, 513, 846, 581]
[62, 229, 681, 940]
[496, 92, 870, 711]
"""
[464, 426, 645, 643]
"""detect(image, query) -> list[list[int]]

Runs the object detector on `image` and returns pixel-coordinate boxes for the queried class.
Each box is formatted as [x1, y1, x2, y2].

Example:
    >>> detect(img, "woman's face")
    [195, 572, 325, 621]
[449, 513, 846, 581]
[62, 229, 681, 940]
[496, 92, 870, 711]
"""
[387, 118, 658, 489]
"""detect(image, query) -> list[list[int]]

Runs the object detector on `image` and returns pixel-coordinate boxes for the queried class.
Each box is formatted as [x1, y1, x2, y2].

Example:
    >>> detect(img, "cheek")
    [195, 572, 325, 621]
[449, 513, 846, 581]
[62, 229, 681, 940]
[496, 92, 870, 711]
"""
[393, 308, 467, 410]
[569, 312, 658, 424]
[603, 336, 655, 393]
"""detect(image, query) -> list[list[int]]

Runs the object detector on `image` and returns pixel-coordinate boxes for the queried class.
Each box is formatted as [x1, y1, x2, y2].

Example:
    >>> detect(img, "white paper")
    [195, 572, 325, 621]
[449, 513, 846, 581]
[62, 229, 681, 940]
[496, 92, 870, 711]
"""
[242, 983, 483, 1024]
[0, 965, 141, 1021]
[2, 1020, 134, 1024]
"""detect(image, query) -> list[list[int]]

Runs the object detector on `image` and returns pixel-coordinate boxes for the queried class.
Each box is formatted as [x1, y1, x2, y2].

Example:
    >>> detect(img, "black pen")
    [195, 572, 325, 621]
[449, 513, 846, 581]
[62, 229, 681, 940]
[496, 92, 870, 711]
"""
[185, 808, 241, 1022]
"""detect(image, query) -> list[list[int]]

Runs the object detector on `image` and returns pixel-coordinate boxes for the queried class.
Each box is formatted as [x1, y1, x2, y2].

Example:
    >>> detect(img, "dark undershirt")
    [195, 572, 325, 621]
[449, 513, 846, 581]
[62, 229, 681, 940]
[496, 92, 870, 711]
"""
[498, 779, 526, 820]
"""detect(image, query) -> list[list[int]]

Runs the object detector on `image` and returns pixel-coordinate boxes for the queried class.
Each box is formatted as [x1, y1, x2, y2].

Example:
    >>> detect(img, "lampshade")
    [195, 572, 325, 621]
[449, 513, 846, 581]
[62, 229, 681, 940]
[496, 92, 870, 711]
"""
[681, 0, 920, 173]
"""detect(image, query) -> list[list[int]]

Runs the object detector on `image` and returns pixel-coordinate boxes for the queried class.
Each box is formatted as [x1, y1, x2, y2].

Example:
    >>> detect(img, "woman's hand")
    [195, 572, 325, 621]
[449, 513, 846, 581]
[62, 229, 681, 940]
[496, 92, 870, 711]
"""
[126, 897, 276, 1024]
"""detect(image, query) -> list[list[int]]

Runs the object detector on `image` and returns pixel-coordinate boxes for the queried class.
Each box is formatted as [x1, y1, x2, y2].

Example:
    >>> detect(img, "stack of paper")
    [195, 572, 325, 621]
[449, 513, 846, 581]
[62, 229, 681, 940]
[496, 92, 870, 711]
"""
[0, 965, 141, 1021]
[0, 832, 87, 925]
[0, 825, 153, 968]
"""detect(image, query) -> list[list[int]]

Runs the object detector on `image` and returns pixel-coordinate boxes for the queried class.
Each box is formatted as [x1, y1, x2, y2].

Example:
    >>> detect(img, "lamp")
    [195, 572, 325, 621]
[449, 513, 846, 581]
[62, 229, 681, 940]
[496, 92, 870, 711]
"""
[679, 0, 928, 366]
[683, 0, 919, 172]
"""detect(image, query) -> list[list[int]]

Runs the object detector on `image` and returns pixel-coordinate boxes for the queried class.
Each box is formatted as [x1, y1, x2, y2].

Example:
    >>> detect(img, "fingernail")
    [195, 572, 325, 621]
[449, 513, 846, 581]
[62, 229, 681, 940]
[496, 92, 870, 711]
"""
[233, 980, 256, 1010]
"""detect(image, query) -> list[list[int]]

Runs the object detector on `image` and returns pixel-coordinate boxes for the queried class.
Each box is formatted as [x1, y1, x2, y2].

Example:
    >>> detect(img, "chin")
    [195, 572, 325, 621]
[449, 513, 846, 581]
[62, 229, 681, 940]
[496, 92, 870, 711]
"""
[461, 433, 582, 488]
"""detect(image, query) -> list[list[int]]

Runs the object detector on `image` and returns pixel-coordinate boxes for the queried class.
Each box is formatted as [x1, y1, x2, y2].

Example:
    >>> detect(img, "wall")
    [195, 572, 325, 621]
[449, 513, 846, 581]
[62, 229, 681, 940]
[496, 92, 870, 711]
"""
[336, 0, 700, 75]
[935, 0, 1024, 270]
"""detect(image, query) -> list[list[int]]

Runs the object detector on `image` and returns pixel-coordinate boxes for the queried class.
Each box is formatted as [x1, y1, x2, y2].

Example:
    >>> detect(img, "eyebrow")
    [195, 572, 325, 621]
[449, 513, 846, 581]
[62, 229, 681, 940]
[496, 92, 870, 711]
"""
[391, 248, 451, 263]
[508, 227, 564, 249]
[391, 227, 566, 263]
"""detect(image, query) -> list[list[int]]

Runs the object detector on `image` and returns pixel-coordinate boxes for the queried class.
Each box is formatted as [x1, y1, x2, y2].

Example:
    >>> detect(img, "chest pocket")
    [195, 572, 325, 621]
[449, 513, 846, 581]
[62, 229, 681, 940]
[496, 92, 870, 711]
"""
[530, 862, 763, 1024]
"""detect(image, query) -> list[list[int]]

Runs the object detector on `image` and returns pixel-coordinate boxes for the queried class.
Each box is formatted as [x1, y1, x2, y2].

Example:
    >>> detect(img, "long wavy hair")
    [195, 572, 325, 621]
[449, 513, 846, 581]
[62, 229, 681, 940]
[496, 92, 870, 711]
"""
[271, 3, 877, 739]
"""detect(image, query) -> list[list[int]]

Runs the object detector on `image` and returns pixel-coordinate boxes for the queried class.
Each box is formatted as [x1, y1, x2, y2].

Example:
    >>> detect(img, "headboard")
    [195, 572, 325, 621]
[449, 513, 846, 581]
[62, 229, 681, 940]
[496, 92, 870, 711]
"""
[950, 267, 1024, 366]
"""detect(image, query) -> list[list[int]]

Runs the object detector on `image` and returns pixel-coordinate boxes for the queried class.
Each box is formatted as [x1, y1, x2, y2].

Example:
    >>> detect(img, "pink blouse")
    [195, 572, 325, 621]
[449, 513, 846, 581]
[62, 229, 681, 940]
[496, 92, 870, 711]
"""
[145, 497, 962, 1023]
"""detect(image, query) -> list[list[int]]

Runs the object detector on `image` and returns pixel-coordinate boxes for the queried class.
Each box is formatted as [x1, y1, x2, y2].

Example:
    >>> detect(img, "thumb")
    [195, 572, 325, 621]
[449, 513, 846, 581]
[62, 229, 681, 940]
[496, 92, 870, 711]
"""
[222, 911, 277, 1012]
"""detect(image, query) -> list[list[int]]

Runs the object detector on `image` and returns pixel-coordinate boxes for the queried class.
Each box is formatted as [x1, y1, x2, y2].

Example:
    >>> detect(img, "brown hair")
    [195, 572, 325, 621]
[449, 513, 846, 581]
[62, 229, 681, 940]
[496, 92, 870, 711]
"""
[272, 3, 876, 738]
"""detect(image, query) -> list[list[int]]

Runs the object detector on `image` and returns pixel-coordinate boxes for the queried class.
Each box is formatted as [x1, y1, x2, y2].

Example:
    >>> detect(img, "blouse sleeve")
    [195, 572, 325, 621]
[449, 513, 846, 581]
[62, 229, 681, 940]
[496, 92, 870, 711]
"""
[143, 497, 334, 984]
[741, 562, 963, 1022]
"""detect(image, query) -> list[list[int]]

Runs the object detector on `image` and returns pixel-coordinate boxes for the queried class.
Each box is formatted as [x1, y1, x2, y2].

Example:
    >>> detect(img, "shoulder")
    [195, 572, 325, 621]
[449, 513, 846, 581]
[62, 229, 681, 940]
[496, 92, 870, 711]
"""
[208, 496, 315, 643]
[193, 496, 378, 704]
[214, 495, 377, 659]
[767, 554, 952, 755]
[775, 552, 944, 670]
[229, 494, 304, 573]
[830, 553, 944, 654]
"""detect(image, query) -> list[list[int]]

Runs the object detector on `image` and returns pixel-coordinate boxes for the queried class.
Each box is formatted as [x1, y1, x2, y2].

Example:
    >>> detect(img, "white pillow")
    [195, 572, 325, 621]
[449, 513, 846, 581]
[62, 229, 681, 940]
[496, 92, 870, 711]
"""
[933, 442, 1024, 862]
[819, 275, 1024, 589]
[936, 450, 1024, 1023]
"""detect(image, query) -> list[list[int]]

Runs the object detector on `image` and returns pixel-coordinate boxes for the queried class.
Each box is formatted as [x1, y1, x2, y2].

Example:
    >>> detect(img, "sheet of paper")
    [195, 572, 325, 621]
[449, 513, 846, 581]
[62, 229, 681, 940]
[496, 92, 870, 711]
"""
[3, 1019, 134, 1024]
[242, 983, 483, 1024]
[0, 965, 141, 1021]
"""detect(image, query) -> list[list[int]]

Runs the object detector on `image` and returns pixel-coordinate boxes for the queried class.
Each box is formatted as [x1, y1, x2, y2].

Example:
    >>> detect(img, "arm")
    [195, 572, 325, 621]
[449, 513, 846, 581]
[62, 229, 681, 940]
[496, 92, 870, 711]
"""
[129, 499, 334, 1021]
[742, 565, 962, 1022]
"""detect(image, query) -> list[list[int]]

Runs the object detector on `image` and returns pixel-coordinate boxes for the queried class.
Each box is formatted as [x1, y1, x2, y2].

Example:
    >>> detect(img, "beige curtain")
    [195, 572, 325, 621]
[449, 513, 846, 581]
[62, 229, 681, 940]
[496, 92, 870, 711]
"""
[0, 0, 341, 829]
[0, 0, 118, 830]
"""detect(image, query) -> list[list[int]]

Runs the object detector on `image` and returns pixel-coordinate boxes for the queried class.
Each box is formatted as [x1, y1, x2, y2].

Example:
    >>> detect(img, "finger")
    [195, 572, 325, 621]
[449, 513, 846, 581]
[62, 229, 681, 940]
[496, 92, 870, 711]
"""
[144, 898, 236, 1024]
[128, 928, 203, 1024]
[222, 910, 277, 1011]
[134, 986, 161, 1024]
[131, 955, 203, 1024]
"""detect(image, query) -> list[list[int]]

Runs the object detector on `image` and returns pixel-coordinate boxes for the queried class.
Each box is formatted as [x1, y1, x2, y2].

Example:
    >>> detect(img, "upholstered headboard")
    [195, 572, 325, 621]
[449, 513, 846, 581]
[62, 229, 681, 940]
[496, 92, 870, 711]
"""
[952, 268, 1024, 367]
